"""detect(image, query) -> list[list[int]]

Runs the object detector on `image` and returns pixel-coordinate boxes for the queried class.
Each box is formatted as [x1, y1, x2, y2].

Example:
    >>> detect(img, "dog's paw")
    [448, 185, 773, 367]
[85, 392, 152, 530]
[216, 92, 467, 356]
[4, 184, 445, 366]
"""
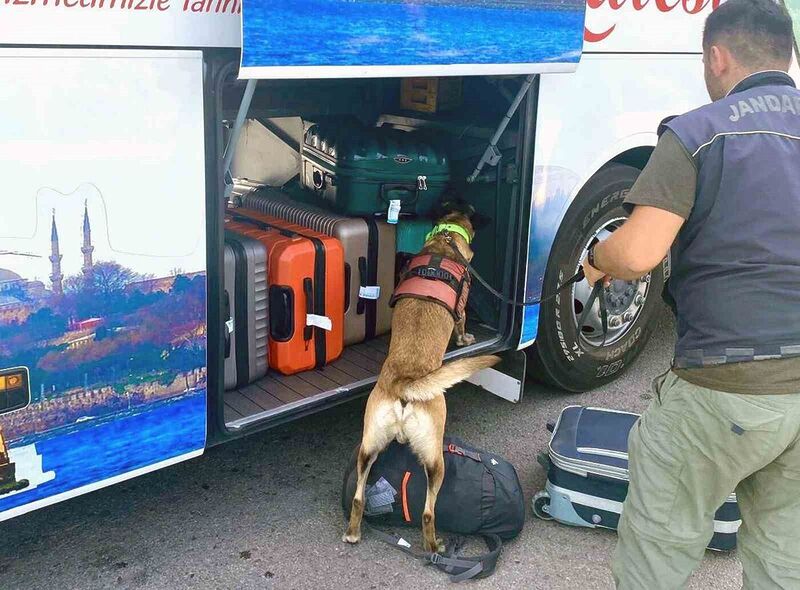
[424, 537, 446, 554]
[456, 332, 476, 347]
[342, 531, 361, 544]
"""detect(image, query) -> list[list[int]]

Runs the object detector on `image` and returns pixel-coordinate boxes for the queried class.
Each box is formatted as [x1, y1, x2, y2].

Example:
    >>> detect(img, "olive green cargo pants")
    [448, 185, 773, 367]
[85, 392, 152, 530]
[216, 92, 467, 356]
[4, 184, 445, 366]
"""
[611, 371, 800, 589]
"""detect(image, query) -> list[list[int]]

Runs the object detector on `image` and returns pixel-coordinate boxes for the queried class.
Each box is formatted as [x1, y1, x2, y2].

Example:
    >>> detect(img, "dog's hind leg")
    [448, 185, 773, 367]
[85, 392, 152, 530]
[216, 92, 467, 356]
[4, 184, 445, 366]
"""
[421, 453, 446, 554]
[343, 443, 379, 544]
[343, 397, 395, 544]
[407, 396, 447, 554]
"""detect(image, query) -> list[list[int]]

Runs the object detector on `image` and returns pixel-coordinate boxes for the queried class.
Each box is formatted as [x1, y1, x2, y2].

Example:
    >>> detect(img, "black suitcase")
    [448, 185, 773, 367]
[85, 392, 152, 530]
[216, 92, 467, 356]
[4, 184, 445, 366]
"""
[533, 406, 741, 551]
[223, 230, 269, 390]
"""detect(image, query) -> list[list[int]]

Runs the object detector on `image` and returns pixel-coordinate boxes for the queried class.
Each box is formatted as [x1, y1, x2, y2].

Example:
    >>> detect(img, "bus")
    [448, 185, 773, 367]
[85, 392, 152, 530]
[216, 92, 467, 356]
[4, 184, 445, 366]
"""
[0, 0, 797, 522]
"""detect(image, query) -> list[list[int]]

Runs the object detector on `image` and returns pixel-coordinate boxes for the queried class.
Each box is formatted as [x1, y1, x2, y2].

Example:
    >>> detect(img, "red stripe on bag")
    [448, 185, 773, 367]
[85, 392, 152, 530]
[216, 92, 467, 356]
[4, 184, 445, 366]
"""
[401, 471, 412, 522]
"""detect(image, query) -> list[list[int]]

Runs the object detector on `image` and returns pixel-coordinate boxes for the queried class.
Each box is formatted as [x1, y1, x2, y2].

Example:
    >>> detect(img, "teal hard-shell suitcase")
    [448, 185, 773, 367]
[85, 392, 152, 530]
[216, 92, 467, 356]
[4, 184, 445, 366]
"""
[301, 123, 450, 217]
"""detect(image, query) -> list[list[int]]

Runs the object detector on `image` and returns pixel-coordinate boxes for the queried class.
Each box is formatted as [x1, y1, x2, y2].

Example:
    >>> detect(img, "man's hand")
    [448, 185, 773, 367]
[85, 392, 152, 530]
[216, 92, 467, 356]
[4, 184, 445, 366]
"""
[582, 258, 612, 287]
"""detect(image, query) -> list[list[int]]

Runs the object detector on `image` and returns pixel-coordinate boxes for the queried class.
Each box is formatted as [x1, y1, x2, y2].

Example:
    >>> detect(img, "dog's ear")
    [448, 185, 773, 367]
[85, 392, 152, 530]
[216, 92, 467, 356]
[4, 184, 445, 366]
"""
[438, 198, 476, 219]
[469, 210, 491, 231]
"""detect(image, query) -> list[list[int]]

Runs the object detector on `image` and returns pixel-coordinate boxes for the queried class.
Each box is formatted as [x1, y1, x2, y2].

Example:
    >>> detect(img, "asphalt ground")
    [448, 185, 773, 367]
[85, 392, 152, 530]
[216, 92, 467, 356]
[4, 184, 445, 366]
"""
[0, 305, 743, 590]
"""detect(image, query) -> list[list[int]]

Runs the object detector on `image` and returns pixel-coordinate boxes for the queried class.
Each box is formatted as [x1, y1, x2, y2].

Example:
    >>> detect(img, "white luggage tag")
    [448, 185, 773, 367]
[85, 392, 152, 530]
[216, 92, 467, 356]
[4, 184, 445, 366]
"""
[225, 319, 235, 334]
[359, 285, 381, 300]
[387, 199, 401, 224]
[306, 314, 332, 331]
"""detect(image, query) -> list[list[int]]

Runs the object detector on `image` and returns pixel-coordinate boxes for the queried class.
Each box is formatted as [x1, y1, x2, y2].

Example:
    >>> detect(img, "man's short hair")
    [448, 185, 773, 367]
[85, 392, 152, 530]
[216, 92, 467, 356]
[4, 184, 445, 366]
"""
[703, 0, 795, 68]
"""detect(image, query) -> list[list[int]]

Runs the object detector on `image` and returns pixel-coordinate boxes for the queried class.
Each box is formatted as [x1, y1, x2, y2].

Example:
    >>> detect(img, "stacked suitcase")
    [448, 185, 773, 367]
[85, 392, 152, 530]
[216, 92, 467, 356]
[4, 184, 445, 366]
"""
[234, 186, 396, 345]
[225, 210, 345, 376]
[301, 123, 450, 217]
[223, 230, 269, 390]
[533, 406, 741, 551]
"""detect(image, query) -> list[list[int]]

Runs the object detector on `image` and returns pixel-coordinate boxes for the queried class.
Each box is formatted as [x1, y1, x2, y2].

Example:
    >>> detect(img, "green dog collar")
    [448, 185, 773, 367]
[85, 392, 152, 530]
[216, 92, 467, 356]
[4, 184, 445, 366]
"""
[426, 223, 472, 245]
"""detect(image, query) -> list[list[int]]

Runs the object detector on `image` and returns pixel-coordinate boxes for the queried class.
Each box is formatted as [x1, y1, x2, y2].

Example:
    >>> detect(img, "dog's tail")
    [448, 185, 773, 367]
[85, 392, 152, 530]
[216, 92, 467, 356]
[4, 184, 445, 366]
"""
[398, 355, 500, 403]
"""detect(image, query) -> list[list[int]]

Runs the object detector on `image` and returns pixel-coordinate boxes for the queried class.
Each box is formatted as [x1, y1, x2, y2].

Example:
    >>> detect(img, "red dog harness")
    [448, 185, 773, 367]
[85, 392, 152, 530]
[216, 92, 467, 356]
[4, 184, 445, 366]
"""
[390, 254, 471, 321]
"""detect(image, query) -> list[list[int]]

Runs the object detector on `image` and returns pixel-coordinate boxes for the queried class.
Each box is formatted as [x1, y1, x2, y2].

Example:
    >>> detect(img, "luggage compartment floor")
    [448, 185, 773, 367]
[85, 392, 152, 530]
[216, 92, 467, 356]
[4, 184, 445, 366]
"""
[224, 322, 498, 430]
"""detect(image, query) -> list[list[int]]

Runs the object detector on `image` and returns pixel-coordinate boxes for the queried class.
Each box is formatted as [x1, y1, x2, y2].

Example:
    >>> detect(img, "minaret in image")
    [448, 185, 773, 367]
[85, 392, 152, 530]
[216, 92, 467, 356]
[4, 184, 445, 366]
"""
[49, 210, 63, 296]
[81, 200, 94, 278]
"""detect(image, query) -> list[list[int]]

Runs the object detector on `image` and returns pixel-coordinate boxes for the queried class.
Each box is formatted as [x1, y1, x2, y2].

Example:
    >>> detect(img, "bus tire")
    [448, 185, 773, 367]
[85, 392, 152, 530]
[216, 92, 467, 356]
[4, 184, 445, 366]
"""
[529, 164, 665, 392]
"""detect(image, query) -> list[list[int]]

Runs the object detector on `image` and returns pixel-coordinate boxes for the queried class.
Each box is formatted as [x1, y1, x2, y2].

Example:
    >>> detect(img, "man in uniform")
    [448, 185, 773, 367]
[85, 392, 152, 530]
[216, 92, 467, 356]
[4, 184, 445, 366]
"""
[581, 0, 800, 587]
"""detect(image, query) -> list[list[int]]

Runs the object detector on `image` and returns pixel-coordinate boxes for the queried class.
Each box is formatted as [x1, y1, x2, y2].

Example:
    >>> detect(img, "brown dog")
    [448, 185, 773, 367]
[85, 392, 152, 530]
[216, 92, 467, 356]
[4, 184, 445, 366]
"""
[343, 211, 499, 552]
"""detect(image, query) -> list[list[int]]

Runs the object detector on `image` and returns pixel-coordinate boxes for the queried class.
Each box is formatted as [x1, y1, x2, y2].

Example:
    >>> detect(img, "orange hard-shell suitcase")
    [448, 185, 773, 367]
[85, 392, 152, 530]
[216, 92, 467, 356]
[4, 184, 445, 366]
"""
[224, 210, 345, 375]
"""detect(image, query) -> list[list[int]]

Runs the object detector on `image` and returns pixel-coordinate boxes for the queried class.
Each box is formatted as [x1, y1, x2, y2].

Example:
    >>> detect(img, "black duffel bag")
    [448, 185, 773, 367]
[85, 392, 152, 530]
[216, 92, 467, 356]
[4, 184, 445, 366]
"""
[342, 437, 525, 581]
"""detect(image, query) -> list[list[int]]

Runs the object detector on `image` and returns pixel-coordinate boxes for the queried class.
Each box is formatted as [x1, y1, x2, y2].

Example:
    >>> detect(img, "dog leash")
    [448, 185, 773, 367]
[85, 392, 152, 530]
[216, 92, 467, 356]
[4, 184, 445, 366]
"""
[440, 231, 605, 307]
[439, 231, 609, 341]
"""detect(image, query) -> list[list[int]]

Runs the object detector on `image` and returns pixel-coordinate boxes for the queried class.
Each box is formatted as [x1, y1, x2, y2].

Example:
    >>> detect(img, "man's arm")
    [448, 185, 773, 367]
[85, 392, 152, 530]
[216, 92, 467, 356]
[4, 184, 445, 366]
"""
[582, 129, 696, 285]
[589, 206, 685, 281]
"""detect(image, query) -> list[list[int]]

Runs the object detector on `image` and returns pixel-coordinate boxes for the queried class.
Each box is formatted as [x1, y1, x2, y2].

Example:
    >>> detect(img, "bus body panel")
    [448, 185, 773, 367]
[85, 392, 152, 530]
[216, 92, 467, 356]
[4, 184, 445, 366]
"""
[583, 0, 718, 52]
[518, 52, 711, 347]
[0, 48, 208, 521]
[239, 0, 586, 80]
[517, 0, 800, 348]
[0, 3, 240, 48]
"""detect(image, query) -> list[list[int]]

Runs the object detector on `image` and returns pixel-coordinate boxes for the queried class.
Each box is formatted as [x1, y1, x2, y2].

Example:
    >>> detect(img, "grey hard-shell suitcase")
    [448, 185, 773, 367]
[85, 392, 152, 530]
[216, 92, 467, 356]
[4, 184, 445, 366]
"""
[223, 229, 269, 390]
[234, 185, 396, 345]
[533, 406, 741, 551]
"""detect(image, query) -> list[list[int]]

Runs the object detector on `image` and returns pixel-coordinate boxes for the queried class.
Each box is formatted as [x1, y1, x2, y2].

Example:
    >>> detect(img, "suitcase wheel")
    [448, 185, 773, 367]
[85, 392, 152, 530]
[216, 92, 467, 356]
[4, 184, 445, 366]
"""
[532, 490, 553, 521]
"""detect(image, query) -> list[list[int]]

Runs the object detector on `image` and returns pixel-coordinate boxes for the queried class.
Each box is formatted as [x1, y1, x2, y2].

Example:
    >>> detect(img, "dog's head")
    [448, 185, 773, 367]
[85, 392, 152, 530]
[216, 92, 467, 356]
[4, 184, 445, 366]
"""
[427, 206, 476, 262]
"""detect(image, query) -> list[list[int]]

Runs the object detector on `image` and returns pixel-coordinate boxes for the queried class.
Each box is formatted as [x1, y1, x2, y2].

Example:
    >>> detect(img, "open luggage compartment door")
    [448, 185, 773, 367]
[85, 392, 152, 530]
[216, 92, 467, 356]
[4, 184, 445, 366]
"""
[240, 0, 587, 79]
[467, 349, 527, 403]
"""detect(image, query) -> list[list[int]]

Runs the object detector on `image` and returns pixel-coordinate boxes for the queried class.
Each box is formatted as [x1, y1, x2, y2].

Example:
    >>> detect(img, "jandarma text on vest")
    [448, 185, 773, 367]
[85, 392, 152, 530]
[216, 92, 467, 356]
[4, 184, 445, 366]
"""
[729, 94, 800, 121]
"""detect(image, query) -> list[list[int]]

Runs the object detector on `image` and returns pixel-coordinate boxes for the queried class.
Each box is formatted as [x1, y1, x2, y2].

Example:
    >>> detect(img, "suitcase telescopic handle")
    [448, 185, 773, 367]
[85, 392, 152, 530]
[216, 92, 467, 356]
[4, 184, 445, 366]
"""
[303, 278, 314, 341]
[380, 183, 419, 205]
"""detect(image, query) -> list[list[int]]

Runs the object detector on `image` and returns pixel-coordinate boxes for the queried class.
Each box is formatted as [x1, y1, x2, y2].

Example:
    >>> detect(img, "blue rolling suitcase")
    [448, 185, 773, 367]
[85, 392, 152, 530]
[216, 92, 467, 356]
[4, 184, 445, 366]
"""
[533, 406, 741, 551]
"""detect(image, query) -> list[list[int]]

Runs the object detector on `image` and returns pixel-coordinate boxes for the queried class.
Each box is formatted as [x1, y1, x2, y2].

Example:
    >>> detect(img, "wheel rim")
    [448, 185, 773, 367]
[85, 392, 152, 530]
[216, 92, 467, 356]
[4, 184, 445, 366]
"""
[571, 217, 651, 347]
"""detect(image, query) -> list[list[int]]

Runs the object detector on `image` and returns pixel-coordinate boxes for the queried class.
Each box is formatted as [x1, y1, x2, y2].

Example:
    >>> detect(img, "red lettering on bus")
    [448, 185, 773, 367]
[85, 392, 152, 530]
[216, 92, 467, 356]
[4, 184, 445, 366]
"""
[584, 0, 722, 43]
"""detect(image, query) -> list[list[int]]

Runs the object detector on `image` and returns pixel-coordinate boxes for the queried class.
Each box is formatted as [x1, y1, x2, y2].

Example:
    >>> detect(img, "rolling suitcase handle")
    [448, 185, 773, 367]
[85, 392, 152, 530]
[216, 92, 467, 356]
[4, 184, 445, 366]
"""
[223, 290, 232, 359]
[356, 257, 367, 315]
[303, 278, 314, 342]
[269, 286, 295, 342]
[380, 183, 420, 206]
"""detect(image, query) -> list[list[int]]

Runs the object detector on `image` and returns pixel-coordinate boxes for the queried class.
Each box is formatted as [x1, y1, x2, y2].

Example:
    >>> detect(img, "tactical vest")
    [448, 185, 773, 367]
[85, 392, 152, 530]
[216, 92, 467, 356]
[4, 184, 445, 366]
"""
[664, 71, 800, 368]
[390, 254, 471, 321]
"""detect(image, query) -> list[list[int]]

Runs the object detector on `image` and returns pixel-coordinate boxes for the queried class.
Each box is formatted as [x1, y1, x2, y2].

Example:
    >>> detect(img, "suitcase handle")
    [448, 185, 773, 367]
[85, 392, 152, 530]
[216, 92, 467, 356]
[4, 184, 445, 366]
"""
[311, 169, 330, 191]
[223, 290, 232, 359]
[380, 183, 419, 205]
[303, 278, 314, 341]
[356, 256, 367, 315]
[344, 263, 352, 313]
[269, 286, 295, 342]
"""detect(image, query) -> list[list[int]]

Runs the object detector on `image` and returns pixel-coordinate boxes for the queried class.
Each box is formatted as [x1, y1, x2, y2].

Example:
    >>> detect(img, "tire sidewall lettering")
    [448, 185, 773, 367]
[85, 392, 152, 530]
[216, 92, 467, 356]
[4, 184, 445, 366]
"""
[534, 164, 663, 391]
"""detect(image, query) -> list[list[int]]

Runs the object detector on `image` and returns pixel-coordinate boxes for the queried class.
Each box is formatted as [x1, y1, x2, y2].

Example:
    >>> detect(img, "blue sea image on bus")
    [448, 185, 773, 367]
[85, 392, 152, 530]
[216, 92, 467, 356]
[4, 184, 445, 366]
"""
[242, 0, 586, 69]
[0, 185, 207, 514]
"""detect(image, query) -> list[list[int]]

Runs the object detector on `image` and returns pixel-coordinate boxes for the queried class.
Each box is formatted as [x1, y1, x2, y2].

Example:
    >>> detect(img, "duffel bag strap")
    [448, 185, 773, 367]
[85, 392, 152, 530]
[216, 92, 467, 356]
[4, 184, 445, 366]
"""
[445, 443, 482, 462]
[363, 522, 502, 582]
